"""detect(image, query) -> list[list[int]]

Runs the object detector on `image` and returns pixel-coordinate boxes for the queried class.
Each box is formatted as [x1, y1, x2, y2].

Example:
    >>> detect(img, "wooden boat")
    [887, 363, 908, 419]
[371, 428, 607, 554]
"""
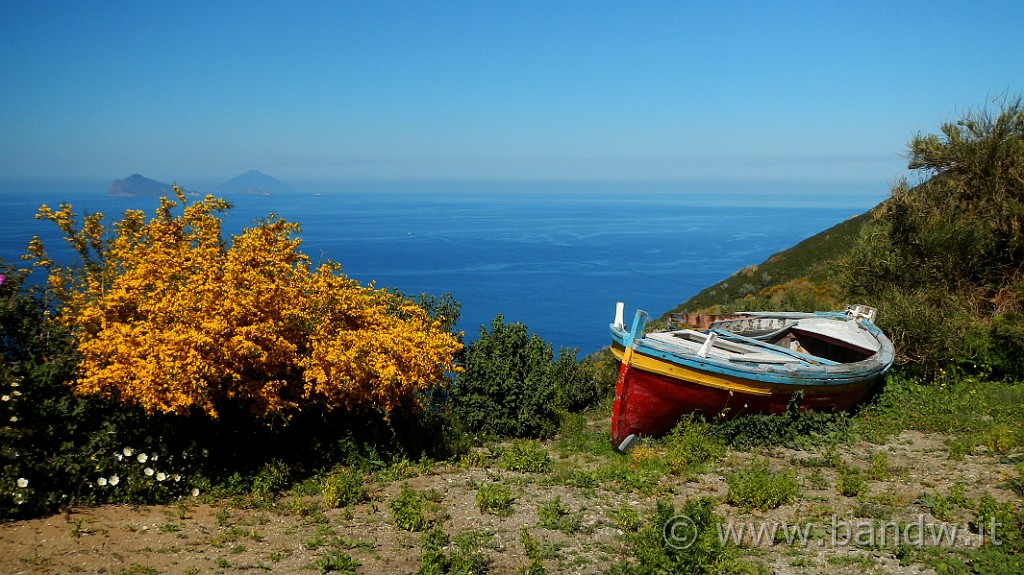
[609, 303, 894, 451]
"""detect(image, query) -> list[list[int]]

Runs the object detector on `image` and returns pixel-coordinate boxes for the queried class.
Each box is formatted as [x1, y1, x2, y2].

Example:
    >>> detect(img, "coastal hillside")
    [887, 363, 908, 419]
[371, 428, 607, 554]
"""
[661, 207, 877, 317]
[663, 96, 1024, 379]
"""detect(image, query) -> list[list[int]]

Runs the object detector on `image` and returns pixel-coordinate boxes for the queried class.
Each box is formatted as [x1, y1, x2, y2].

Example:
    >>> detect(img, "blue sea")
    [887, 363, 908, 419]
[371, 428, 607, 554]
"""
[0, 180, 884, 354]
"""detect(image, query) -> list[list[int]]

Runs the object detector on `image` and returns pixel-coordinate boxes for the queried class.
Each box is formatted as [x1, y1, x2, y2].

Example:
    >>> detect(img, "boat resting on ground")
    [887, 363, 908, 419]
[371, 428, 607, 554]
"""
[609, 303, 894, 452]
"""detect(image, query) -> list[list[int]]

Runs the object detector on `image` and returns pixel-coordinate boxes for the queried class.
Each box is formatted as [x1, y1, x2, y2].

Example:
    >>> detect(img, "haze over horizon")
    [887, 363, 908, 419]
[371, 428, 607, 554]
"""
[4, 1, 1023, 191]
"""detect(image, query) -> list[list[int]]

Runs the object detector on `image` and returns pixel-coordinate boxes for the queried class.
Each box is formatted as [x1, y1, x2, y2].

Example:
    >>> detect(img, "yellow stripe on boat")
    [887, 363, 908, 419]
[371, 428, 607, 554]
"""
[611, 343, 773, 397]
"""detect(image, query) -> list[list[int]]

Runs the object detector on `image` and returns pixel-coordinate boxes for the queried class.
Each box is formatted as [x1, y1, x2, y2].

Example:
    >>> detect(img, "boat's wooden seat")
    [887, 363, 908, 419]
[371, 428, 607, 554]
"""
[645, 330, 796, 364]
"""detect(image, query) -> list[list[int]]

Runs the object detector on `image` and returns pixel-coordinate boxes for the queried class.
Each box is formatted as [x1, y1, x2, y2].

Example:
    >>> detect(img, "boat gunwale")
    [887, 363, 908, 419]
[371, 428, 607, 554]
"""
[610, 316, 894, 387]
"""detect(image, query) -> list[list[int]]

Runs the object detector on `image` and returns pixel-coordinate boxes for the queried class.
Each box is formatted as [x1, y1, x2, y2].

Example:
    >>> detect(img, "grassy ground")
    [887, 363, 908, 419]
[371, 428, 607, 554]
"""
[1, 374, 1022, 575]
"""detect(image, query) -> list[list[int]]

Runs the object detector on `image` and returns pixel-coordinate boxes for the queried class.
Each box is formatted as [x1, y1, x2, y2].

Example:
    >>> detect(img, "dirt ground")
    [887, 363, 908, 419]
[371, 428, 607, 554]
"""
[1, 429, 1020, 575]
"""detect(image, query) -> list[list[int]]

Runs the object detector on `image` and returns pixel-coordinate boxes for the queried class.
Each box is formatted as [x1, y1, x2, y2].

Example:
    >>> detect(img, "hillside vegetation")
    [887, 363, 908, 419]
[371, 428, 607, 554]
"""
[666, 96, 1024, 379]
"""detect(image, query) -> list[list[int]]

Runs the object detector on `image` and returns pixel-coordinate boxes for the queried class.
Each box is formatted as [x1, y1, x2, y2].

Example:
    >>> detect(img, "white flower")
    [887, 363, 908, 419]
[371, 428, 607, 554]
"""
[151, 453, 158, 462]
[137, 453, 148, 463]
[144, 467, 154, 476]
[201, 449, 209, 457]
[1, 395, 9, 402]
[14, 493, 23, 505]
[16, 477, 28, 488]
[10, 381, 18, 387]
[114, 452, 123, 461]
[9, 416, 17, 423]
[12, 391, 21, 397]
[173, 474, 181, 482]
[156, 472, 166, 481]
[191, 488, 200, 497]
[123, 447, 134, 457]
[97, 477, 108, 486]
[109, 475, 120, 486]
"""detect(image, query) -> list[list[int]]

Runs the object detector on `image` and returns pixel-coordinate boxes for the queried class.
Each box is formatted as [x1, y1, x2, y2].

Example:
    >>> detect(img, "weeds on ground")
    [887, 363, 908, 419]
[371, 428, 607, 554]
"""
[307, 551, 359, 574]
[519, 527, 549, 575]
[904, 493, 1024, 575]
[664, 415, 726, 476]
[715, 392, 852, 450]
[417, 525, 490, 575]
[608, 497, 745, 575]
[854, 373, 1024, 443]
[726, 458, 798, 511]
[836, 466, 867, 498]
[500, 440, 552, 473]
[476, 482, 514, 516]
[537, 496, 583, 534]
[389, 484, 432, 532]
[321, 468, 367, 508]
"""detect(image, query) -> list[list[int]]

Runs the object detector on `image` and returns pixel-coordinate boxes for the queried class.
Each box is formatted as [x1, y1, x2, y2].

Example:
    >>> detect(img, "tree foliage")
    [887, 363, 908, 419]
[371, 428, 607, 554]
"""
[839, 95, 1024, 375]
[27, 189, 461, 420]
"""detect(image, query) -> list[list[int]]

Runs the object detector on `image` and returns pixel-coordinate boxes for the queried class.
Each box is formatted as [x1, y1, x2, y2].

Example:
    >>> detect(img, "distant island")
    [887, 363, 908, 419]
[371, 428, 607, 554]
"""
[210, 170, 295, 196]
[108, 174, 198, 197]
[108, 170, 294, 197]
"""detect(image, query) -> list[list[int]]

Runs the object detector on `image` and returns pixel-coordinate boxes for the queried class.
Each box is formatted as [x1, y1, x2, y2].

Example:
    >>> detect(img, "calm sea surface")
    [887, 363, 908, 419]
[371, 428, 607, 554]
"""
[0, 181, 884, 354]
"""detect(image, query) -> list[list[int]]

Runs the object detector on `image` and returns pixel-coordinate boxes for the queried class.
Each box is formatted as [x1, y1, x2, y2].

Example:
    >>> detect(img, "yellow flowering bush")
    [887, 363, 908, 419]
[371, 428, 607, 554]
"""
[28, 188, 461, 420]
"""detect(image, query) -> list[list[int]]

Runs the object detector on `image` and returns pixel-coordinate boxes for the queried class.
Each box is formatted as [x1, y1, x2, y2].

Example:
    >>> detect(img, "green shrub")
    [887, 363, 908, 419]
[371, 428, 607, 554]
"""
[537, 496, 582, 534]
[308, 551, 359, 574]
[725, 458, 798, 510]
[865, 451, 891, 480]
[838, 97, 1024, 377]
[552, 347, 614, 412]
[713, 391, 851, 450]
[609, 497, 739, 575]
[390, 484, 431, 531]
[322, 468, 367, 508]
[519, 527, 548, 575]
[663, 416, 725, 476]
[475, 482, 513, 516]
[448, 316, 560, 439]
[418, 526, 491, 575]
[500, 440, 551, 473]
[611, 503, 642, 532]
[836, 466, 867, 498]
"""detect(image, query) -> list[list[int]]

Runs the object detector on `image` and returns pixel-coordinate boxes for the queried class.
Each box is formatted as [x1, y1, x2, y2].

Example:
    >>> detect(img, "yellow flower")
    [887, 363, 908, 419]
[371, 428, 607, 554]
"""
[31, 189, 461, 420]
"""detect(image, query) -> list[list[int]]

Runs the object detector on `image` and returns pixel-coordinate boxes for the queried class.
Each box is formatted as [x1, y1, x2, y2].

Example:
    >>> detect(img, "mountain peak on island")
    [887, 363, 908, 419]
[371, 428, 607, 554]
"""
[211, 170, 295, 196]
[108, 174, 196, 197]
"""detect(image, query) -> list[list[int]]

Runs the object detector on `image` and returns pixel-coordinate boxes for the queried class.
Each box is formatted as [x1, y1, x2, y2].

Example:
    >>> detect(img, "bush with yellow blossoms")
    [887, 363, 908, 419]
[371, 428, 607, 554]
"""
[27, 188, 462, 421]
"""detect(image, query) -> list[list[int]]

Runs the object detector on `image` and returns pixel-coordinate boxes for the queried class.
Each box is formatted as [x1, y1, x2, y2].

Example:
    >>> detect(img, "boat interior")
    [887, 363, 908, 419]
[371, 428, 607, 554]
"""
[646, 319, 875, 366]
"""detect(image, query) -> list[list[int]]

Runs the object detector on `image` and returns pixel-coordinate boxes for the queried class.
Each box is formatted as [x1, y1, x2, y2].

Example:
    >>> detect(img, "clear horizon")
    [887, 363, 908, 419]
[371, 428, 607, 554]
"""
[4, 1, 1023, 189]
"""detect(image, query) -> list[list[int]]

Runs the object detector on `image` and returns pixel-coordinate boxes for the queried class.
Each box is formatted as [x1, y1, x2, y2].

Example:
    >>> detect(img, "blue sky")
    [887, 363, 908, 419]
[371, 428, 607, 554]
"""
[3, 1, 1022, 188]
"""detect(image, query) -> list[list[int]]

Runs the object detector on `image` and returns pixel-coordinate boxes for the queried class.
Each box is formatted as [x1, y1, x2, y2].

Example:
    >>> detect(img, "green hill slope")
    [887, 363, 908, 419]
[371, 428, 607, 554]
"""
[660, 206, 878, 318]
[660, 96, 1024, 379]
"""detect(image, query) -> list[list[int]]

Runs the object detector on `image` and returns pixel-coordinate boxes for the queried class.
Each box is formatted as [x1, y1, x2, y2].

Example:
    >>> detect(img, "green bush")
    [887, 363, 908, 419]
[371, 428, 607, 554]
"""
[713, 391, 851, 450]
[552, 347, 615, 412]
[322, 468, 367, 508]
[609, 497, 739, 575]
[663, 416, 726, 476]
[725, 458, 798, 510]
[838, 97, 1024, 377]
[836, 466, 867, 498]
[475, 482, 514, 515]
[417, 525, 490, 575]
[448, 316, 561, 438]
[390, 484, 431, 531]
[537, 496, 582, 534]
[500, 440, 551, 473]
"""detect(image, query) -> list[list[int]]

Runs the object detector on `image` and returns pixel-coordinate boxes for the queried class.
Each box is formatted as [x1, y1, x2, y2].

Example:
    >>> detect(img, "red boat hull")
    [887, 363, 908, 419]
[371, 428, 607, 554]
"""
[610, 357, 875, 449]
